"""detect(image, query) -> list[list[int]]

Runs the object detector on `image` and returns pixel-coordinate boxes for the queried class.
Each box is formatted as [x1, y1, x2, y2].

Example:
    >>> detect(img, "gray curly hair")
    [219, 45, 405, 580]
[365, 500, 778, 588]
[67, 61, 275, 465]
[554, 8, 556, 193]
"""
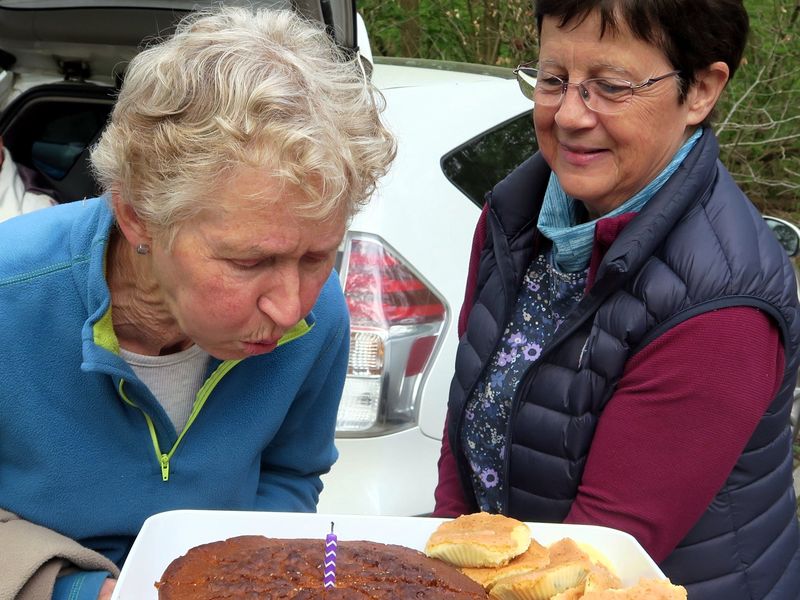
[91, 6, 396, 234]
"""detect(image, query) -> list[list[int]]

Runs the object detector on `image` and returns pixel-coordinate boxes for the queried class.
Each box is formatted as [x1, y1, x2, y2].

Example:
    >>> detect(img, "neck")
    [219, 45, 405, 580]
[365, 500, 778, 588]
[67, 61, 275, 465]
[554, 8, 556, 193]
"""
[107, 231, 192, 356]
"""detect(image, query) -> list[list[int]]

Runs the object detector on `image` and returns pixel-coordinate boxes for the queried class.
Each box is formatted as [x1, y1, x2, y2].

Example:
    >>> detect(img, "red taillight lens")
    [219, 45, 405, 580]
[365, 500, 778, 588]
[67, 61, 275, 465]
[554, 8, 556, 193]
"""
[345, 238, 445, 327]
[336, 234, 447, 436]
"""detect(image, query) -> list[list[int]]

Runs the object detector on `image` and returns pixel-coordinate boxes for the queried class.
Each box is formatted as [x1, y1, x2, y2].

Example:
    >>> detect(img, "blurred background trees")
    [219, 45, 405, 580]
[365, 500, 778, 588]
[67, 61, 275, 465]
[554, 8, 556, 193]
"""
[360, 0, 799, 220]
[717, 1, 799, 219]
[361, 0, 536, 65]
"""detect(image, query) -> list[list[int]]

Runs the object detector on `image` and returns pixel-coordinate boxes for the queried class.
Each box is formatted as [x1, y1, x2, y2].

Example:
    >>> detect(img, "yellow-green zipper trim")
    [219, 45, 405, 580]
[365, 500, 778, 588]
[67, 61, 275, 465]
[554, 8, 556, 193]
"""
[100, 305, 314, 481]
[118, 359, 241, 481]
[278, 318, 314, 345]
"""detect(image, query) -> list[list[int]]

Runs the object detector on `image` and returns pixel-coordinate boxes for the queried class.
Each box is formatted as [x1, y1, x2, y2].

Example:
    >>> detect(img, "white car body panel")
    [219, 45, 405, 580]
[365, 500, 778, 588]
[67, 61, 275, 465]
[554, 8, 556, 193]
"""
[318, 429, 442, 515]
[319, 61, 533, 516]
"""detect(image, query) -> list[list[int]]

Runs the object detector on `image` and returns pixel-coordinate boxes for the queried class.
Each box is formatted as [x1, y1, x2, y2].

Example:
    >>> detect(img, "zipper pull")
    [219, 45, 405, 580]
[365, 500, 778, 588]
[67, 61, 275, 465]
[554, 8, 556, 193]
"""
[160, 454, 170, 481]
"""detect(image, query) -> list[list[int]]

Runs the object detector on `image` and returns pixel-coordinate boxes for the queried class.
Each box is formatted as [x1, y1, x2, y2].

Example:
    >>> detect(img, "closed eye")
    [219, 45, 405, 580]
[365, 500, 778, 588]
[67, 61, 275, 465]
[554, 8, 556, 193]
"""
[230, 257, 272, 270]
[303, 252, 331, 264]
[538, 74, 565, 89]
[592, 79, 631, 97]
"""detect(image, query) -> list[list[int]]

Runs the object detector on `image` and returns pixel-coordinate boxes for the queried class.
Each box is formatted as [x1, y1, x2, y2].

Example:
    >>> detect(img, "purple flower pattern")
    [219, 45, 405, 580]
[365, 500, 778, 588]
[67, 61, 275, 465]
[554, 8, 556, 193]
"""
[460, 250, 586, 513]
[480, 469, 499, 488]
[522, 342, 542, 361]
[508, 332, 527, 347]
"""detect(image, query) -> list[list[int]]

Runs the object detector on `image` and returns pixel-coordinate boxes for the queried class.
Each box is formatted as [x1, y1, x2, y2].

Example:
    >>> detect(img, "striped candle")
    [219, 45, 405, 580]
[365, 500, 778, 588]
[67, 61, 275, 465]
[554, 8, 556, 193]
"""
[324, 522, 337, 588]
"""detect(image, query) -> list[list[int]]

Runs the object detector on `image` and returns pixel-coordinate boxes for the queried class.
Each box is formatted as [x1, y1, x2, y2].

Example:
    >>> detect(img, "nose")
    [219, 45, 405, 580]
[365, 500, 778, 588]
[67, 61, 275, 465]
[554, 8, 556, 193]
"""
[257, 263, 303, 329]
[553, 84, 597, 129]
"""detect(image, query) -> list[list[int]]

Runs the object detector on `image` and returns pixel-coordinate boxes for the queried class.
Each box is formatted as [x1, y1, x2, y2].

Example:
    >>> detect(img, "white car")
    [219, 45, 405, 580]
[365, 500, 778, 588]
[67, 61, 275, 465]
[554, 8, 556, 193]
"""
[1, 0, 796, 518]
[318, 57, 533, 515]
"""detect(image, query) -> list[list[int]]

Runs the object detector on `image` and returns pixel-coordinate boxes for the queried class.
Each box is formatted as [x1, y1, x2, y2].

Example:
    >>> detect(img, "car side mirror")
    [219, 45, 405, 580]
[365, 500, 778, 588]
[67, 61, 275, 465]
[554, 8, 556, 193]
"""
[764, 216, 800, 258]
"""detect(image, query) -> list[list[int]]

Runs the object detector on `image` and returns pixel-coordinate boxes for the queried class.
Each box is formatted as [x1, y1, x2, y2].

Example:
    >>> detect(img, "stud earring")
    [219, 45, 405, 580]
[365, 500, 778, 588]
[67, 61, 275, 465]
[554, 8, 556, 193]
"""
[135, 243, 150, 255]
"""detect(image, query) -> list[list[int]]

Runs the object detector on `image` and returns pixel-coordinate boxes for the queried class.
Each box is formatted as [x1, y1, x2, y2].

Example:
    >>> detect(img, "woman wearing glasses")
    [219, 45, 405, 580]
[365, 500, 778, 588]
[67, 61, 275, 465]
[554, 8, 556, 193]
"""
[434, 0, 800, 598]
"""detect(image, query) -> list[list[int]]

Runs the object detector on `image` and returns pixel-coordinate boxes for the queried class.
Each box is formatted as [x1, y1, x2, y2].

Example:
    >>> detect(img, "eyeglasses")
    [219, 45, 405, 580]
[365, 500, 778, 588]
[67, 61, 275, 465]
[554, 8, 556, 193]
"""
[513, 63, 681, 115]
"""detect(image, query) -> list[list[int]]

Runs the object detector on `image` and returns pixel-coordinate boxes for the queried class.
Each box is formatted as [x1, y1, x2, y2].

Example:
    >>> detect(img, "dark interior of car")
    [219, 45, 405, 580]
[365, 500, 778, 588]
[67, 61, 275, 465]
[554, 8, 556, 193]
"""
[0, 82, 115, 203]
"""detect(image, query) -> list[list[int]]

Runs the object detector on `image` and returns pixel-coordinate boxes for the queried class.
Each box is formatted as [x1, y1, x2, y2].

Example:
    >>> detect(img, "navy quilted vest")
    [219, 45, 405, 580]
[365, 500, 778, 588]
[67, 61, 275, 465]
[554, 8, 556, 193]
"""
[447, 131, 800, 599]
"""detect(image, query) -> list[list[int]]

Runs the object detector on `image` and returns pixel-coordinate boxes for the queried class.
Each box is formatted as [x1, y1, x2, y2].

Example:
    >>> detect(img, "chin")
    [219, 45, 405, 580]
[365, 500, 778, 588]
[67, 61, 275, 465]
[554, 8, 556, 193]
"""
[557, 176, 613, 204]
[199, 345, 241, 361]
[559, 180, 602, 202]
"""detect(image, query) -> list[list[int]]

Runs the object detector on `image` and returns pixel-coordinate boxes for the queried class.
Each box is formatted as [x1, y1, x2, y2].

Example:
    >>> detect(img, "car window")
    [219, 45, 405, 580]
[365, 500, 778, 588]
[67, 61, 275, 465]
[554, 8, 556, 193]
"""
[1, 85, 114, 201]
[441, 111, 537, 208]
[30, 108, 106, 180]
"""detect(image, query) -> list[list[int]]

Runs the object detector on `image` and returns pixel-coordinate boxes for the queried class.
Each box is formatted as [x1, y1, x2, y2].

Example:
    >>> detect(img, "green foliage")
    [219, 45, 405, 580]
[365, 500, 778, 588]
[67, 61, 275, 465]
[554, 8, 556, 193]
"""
[361, 0, 800, 221]
[360, 0, 537, 65]
[716, 0, 800, 220]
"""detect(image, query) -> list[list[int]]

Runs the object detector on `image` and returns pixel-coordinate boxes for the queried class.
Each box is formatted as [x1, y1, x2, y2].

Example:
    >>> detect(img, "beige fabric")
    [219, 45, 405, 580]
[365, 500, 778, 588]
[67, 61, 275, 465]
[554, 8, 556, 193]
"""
[0, 509, 119, 600]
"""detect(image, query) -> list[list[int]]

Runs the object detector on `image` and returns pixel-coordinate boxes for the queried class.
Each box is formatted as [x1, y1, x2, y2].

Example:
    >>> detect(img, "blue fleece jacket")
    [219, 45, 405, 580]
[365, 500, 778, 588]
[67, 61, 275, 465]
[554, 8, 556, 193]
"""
[0, 199, 350, 598]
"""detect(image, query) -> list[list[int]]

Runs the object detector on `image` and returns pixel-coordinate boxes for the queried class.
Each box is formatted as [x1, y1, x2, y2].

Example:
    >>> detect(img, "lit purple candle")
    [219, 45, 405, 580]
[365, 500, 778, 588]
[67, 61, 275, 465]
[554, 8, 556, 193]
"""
[324, 522, 337, 588]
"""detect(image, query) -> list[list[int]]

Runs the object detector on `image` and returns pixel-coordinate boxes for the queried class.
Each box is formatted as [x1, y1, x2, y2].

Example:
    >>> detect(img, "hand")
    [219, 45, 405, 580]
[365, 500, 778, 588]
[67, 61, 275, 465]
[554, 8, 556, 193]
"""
[98, 578, 116, 600]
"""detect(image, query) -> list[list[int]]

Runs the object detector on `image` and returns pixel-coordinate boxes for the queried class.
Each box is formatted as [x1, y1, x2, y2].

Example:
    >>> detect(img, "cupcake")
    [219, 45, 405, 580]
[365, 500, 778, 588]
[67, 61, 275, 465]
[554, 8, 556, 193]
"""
[425, 512, 532, 567]
[488, 561, 589, 600]
[460, 538, 550, 589]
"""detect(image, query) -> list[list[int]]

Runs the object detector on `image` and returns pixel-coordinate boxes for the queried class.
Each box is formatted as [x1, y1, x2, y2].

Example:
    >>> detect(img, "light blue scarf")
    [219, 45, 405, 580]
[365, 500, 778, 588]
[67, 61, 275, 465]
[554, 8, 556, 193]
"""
[537, 128, 703, 272]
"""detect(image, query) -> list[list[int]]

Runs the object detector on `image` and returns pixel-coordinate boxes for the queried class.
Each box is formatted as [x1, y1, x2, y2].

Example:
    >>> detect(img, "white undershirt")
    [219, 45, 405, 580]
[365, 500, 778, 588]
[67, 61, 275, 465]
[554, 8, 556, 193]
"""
[119, 344, 211, 431]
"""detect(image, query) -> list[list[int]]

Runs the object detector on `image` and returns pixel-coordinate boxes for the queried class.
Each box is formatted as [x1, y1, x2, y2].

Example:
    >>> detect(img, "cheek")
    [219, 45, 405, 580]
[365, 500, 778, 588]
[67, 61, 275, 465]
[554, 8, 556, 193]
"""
[533, 110, 557, 155]
[189, 276, 253, 324]
[610, 102, 678, 150]
[299, 271, 333, 314]
[533, 109, 552, 138]
[612, 120, 662, 165]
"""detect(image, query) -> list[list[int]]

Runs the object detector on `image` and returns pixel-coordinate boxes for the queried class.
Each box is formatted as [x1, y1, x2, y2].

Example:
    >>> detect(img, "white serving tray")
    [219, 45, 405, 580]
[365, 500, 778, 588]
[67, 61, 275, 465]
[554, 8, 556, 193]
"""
[112, 509, 665, 599]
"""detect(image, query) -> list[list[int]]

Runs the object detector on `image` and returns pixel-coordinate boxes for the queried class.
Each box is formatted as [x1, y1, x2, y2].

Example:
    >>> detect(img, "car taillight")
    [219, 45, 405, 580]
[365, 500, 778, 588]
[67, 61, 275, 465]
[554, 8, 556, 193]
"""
[336, 233, 447, 436]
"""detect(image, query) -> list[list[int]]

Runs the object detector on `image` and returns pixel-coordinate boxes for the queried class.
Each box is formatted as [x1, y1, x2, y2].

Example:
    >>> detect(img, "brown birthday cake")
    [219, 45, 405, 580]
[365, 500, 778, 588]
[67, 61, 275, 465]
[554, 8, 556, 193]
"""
[155, 534, 489, 599]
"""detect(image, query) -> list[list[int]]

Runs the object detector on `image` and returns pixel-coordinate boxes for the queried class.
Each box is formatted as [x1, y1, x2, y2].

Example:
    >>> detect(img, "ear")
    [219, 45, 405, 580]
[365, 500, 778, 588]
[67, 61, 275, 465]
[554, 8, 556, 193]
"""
[112, 192, 151, 248]
[685, 61, 730, 126]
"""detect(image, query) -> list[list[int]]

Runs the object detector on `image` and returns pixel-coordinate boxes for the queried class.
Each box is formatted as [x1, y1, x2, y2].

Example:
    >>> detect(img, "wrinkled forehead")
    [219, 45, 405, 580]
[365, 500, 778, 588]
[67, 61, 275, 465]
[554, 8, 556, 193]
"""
[203, 163, 345, 221]
[175, 192, 348, 253]
[152, 166, 348, 250]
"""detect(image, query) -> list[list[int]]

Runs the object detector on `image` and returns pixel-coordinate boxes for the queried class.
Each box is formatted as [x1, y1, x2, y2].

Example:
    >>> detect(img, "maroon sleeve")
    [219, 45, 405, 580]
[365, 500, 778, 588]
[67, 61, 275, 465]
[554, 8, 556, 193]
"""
[432, 419, 471, 517]
[432, 205, 490, 517]
[565, 306, 785, 562]
[458, 203, 489, 338]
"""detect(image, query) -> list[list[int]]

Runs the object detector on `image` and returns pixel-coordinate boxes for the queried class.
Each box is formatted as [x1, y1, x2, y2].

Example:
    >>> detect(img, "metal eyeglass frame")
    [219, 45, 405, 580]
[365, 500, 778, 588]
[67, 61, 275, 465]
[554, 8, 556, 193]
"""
[513, 63, 681, 114]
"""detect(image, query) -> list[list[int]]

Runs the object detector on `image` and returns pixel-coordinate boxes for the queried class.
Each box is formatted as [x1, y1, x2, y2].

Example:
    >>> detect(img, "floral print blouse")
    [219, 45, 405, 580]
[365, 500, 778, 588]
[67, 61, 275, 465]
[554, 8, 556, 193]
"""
[460, 248, 587, 513]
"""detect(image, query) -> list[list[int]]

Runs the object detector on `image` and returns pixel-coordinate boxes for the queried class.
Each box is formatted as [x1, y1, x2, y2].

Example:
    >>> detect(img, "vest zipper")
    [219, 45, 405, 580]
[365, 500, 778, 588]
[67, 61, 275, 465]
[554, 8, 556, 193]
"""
[118, 359, 241, 481]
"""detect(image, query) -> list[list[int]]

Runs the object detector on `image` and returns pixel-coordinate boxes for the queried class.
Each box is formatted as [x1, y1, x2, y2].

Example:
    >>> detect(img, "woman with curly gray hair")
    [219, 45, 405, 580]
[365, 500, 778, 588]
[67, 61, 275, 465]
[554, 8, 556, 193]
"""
[0, 6, 395, 600]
